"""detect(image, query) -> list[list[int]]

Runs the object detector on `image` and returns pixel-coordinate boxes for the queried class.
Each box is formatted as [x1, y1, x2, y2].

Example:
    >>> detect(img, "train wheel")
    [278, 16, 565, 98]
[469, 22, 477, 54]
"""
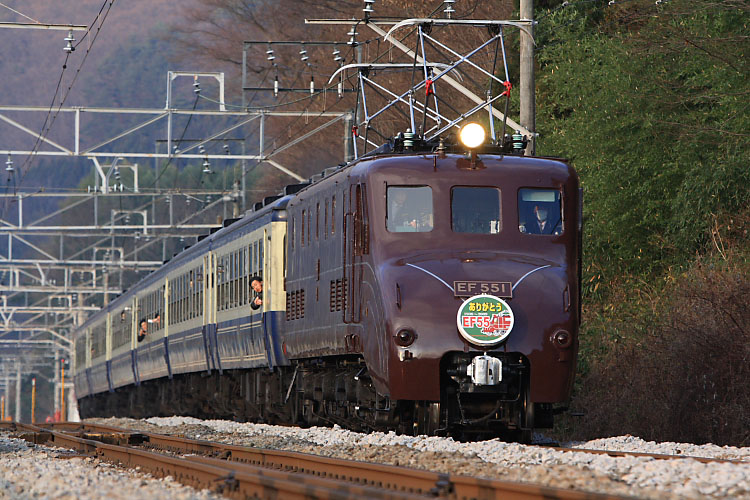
[414, 402, 441, 436]
[519, 386, 534, 444]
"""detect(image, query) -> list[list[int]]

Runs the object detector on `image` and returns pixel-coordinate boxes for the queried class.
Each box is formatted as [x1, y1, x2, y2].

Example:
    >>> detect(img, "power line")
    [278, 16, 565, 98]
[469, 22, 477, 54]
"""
[0, 2, 40, 23]
[149, 95, 202, 189]
[14, 0, 118, 192]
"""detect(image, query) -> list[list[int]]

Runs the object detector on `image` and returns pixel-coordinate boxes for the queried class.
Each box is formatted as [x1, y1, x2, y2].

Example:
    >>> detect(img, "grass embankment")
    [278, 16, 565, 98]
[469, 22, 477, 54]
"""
[559, 215, 749, 446]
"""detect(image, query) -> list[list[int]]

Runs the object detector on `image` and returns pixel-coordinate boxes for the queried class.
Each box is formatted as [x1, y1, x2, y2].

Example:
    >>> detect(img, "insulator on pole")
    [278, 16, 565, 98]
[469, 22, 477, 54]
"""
[443, 0, 456, 18]
[64, 30, 75, 53]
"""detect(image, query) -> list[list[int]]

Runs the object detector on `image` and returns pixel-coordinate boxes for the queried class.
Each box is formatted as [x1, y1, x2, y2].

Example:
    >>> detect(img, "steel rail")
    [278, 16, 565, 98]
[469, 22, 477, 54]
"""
[3, 423, 417, 499]
[47, 421, 749, 466]
[1, 421, 636, 499]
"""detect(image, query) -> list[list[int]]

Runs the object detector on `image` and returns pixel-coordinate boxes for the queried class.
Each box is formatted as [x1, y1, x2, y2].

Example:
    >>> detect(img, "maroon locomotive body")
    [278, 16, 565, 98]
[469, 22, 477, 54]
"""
[283, 143, 581, 440]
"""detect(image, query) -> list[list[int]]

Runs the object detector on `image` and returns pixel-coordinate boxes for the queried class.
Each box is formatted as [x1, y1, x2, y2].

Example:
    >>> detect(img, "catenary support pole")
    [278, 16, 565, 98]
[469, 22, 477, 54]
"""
[520, 0, 536, 155]
[15, 363, 21, 422]
[31, 378, 36, 423]
[61, 359, 65, 422]
[54, 350, 60, 417]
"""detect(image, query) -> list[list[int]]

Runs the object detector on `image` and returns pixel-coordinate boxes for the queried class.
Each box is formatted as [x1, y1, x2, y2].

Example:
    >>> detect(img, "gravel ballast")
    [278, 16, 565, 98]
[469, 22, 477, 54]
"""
[86, 416, 750, 499]
[0, 431, 221, 500]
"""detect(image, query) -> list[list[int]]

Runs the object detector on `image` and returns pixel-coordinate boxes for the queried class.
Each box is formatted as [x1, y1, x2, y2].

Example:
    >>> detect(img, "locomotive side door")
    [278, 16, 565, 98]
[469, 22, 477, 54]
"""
[344, 183, 367, 325]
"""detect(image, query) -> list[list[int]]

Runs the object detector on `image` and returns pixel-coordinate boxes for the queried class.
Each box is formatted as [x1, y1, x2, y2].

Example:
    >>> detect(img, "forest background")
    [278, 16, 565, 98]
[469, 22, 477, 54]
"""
[0, 0, 747, 445]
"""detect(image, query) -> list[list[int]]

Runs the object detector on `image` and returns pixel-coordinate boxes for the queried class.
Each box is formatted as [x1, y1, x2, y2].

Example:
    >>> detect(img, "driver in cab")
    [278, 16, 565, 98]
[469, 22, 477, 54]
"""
[388, 189, 432, 232]
[521, 205, 561, 235]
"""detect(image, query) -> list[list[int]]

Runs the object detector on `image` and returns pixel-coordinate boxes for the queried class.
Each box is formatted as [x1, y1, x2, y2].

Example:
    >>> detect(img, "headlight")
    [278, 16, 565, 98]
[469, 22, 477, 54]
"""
[459, 123, 486, 149]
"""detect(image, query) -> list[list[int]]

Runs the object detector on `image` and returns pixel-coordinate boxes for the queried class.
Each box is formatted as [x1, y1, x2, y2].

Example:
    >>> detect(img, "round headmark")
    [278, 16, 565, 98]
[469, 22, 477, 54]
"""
[456, 294, 514, 346]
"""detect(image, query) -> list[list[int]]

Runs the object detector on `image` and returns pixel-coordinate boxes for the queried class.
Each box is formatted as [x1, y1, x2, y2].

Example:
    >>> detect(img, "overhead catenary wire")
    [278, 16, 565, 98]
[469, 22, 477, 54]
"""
[0, 2, 41, 23]
[12, 0, 118, 197]
[148, 94, 203, 189]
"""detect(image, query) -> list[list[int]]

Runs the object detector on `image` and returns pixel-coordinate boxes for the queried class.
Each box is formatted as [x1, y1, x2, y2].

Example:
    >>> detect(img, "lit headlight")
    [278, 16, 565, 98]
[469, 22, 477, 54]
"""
[459, 123, 486, 149]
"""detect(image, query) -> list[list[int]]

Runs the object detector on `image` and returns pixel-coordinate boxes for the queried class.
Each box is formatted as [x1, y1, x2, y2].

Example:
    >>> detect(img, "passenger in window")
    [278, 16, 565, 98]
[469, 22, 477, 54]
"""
[522, 205, 561, 235]
[137, 319, 148, 343]
[250, 276, 263, 310]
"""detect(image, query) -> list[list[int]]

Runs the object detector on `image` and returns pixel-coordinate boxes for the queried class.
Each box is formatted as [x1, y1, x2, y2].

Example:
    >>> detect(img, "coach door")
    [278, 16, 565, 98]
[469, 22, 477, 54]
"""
[202, 251, 219, 372]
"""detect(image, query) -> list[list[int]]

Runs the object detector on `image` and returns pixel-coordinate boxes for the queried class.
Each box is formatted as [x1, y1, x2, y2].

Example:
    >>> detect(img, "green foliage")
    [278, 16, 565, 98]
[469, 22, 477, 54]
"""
[536, 0, 749, 284]
[535, 0, 750, 444]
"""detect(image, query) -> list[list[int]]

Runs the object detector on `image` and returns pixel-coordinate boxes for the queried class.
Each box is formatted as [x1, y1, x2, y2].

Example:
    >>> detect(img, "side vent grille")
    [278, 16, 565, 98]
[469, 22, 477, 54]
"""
[329, 278, 347, 312]
[286, 289, 306, 321]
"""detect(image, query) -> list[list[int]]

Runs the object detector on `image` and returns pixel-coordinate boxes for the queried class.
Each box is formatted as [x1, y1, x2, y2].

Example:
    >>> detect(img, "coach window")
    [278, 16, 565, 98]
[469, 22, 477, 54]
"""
[91, 323, 105, 359]
[451, 187, 501, 234]
[259, 239, 264, 275]
[233, 251, 239, 308]
[113, 308, 130, 349]
[301, 210, 306, 247]
[518, 188, 563, 235]
[386, 186, 433, 232]
[198, 264, 204, 316]
[218, 258, 225, 311]
[241, 248, 247, 305]
[225, 256, 230, 310]
[75, 336, 86, 369]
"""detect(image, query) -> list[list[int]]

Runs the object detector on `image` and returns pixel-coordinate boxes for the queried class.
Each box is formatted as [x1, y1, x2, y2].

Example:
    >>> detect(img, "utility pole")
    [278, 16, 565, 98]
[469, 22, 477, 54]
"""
[520, 0, 536, 155]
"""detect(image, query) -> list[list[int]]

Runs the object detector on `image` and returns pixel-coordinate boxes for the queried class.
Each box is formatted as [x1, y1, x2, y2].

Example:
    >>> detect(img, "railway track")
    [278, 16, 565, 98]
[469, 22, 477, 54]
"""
[35, 421, 744, 465]
[0, 421, 637, 500]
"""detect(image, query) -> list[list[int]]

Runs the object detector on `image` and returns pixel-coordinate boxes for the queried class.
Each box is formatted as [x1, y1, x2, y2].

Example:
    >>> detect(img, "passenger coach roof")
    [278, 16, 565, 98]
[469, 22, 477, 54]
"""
[77, 194, 292, 332]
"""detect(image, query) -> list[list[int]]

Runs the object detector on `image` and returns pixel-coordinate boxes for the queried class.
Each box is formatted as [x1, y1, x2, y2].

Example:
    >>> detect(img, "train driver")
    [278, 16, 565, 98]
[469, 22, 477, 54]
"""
[387, 187, 432, 232]
[523, 205, 561, 235]
[250, 276, 263, 310]
[518, 189, 563, 235]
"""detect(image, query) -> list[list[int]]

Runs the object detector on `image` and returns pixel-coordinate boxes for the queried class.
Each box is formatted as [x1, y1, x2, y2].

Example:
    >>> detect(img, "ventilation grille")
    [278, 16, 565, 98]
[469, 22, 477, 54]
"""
[286, 289, 305, 321]
[329, 278, 347, 312]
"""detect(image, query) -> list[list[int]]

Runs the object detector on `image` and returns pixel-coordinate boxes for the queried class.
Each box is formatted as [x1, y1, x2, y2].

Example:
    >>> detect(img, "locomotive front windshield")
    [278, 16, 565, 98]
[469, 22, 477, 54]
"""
[387, 186, 433, 232]
[451, 187, 501, 234]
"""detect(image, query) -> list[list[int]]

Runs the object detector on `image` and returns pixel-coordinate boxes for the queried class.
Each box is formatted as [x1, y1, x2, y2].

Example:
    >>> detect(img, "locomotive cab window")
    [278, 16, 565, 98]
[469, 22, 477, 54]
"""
[451, 187, 501, 234]
[386, 186, 433, 233]
[518, 188, 563, 235]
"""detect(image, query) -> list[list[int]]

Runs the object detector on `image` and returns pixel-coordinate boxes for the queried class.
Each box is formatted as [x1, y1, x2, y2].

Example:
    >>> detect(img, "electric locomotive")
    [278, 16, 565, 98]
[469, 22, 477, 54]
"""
[74, 124, 580, 441]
